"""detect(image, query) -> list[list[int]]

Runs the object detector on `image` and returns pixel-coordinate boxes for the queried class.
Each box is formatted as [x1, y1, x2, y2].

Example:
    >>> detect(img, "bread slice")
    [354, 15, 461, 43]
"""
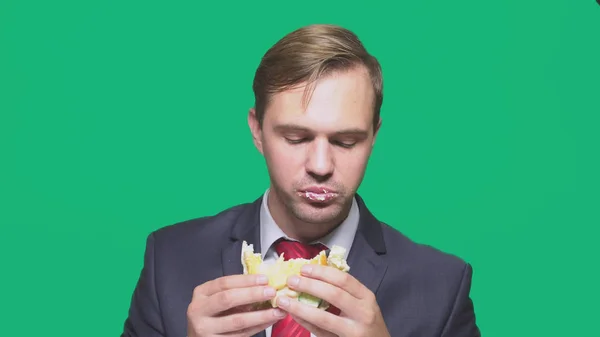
[241, 240, 350, 309]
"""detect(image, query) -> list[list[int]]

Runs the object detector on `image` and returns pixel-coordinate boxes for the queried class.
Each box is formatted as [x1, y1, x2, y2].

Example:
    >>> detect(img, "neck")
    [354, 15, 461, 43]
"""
[267, 187, 352, 243]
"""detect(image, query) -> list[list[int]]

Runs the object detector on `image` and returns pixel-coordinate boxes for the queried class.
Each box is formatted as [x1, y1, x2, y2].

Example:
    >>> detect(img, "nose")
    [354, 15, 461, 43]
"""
[305, 138, 334, 179]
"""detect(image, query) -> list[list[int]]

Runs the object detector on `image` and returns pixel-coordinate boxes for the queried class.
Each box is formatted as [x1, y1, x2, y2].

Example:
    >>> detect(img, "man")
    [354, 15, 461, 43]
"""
[121, 24, 480, 337]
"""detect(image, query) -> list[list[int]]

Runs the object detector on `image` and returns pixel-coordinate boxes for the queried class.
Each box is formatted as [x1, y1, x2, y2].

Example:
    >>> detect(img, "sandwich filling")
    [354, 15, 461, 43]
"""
[241, 240, 350, 309]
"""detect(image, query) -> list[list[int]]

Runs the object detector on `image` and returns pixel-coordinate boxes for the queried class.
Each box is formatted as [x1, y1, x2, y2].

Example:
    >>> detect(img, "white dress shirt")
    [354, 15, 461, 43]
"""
[259, 188, 360, 337]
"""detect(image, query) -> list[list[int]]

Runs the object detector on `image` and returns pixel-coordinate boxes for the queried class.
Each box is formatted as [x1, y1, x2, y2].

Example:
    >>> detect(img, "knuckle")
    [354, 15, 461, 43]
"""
[362, 308, 377, 325]
[322, 313, 336, 329]
[219, 290, 235, 308]
[263, 309, 277, 321]
[354, 326, 368, 337]
[187, 299, 201, 315]
[189, 316, 207, 335]
[318, 313, 328, 325]
[255, 286, 267, 298]
[217, 276, 229, 289]
[186, 307, 194, 319]
[230, 315, 247, 331]
[339, 273, 351, 287]
[332, 288, 344, 301]
[192, 284, 204, 298]
[364, 290, 376, 303]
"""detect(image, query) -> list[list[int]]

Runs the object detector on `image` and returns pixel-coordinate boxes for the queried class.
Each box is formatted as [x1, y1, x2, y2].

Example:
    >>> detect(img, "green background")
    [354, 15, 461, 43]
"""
[1, 0, 598, 335]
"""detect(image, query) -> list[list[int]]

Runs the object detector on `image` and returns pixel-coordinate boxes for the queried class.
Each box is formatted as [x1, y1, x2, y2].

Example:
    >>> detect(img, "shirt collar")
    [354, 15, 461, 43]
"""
[259, 188, 359, 259]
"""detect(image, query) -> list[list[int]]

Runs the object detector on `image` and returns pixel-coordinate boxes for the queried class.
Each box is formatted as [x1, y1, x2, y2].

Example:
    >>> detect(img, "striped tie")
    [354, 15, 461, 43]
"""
[271, 238, 340, 337]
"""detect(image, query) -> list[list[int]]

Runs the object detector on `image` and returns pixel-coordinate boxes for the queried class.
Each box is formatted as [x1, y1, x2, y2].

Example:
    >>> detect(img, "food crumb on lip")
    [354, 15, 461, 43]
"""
[302, 191, 339, 202]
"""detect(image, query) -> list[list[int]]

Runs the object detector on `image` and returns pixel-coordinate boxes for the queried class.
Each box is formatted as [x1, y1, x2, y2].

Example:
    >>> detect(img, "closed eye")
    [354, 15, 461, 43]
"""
[285, 137, 357, 148]
[285, 137, 308, 144]
[333, 140, 357, 148]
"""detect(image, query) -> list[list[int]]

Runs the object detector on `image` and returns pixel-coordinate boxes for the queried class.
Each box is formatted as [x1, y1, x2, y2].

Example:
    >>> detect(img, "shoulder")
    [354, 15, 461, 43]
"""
[372, 221, 475, 327]
[148, 201, 251, 250]
[368, 222, 479, 334]
[379, 221, 471, 284]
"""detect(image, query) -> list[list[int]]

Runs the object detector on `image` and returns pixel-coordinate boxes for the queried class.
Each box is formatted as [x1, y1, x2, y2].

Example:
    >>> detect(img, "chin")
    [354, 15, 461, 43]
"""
[289, 201, 347, 225]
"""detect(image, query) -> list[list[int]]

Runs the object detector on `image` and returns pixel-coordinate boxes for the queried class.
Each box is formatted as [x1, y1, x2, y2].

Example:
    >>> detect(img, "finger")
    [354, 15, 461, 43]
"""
[204, 285, 277, 315]
[292, 316, 337, 337]
[301, 264, 366, 299]
[276, 296, 346, 337]
[195, 274, 269, 298]
[212, 308, 286, 334]
[218, 304, 253, 316]
[224, 321, 274, 337]
[287, 274, 357, 316]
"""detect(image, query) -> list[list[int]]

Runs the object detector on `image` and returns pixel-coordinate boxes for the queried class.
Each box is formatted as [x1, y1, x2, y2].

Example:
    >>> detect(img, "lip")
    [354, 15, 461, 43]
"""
[297, 186, 339, 203]
[299, 186, 337, 194]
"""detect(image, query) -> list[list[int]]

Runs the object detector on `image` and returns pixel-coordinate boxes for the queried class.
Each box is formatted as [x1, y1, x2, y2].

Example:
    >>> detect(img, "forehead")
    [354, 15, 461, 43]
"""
[264, 68, 375, 131]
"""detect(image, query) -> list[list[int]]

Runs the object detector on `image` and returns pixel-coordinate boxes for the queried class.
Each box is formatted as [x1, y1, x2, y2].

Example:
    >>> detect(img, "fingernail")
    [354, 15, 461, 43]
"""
[274, 308, 286, 317]
[278, 296, 290, 307]
[301, 265, 313, 275]
[257, 275, 269, 285]
[264, 287, 276, 297]
[288, 275, 299, 286]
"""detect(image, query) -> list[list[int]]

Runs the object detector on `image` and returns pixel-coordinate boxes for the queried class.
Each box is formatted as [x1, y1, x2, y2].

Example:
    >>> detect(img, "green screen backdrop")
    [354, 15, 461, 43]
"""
[1, 0, 598, 336]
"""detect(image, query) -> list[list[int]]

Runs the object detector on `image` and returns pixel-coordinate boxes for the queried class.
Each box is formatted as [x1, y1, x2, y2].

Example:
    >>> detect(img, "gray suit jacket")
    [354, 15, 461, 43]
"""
[121, 194, 481, 336]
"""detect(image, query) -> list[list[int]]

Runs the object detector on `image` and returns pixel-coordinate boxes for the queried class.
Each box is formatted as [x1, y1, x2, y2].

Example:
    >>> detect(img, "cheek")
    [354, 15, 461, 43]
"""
[336, 149, 371, 179]
[264, 141, 303, 175]
[265, 141, 298, 162]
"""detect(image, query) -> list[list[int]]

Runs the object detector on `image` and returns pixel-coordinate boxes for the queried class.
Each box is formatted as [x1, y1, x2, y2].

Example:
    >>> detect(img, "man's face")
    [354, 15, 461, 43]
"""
[249, 67, 380, 226]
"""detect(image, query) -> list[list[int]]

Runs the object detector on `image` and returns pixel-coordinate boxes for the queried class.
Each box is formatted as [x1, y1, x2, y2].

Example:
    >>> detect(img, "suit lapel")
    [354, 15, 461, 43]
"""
[347, 194, 388, 297]
[222, 197, 263, 277]
[346, 231, 388, 297]
[221, 197, 266, 337]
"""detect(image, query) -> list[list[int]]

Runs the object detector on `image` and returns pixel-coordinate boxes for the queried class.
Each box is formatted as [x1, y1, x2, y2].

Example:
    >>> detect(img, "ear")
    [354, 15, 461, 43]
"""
[248, 107, 264, 155]
[372, 118, 382, 147]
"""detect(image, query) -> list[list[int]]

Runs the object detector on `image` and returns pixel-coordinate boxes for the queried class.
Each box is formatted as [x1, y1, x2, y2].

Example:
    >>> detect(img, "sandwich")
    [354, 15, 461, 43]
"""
[241, 240, 350, 310]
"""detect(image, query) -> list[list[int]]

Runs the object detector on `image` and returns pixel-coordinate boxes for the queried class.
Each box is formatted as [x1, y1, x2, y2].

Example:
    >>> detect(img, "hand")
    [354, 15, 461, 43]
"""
[276, 265, 391, 337]
[187, 274, 286, 337]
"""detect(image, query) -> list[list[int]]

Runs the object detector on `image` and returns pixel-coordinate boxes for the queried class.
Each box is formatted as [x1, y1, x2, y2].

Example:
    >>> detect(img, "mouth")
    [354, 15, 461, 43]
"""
[297, 187, 339, 203]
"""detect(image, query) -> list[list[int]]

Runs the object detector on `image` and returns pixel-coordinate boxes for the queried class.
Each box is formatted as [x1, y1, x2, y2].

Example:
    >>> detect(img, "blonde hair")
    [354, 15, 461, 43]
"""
[252, 24, 384, 129]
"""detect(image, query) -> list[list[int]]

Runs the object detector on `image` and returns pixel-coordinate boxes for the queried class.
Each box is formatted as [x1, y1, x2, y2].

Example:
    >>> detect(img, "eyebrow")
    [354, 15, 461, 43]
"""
[273, 123, 369, 136]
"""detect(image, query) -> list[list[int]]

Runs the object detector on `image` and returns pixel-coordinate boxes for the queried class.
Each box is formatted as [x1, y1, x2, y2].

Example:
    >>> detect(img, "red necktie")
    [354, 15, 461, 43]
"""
[271, 239, 340, 337]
